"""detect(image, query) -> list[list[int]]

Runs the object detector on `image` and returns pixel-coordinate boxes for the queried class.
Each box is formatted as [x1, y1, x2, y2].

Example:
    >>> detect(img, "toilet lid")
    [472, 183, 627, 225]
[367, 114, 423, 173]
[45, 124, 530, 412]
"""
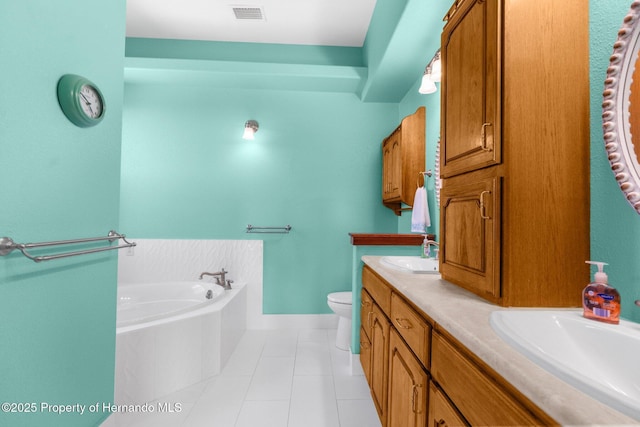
[328, 291, 352, 305]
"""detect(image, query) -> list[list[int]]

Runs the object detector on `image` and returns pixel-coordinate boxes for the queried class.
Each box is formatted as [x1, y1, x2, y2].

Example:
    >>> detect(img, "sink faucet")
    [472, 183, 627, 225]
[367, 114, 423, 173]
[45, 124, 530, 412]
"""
[199, 268, 233, 290]
[425, 240, 439, 259]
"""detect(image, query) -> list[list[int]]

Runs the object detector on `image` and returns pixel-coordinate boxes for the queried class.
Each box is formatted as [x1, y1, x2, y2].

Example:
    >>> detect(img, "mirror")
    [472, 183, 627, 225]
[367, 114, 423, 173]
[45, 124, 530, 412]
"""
[603, 2, 640, 214]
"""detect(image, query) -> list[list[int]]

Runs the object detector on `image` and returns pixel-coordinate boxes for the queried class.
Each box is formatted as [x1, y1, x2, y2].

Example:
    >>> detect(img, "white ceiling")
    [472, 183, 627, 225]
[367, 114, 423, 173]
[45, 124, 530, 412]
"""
[126, 0, 378, 47]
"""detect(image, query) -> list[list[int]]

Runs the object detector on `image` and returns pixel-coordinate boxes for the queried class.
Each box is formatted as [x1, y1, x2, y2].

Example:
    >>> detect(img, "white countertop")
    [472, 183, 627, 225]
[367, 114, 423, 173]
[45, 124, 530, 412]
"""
[361, 255, 639, 426]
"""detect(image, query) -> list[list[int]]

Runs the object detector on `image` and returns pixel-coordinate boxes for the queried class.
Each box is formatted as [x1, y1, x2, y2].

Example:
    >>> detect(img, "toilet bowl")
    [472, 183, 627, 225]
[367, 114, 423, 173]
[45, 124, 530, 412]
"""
[327, 291, 353, 351]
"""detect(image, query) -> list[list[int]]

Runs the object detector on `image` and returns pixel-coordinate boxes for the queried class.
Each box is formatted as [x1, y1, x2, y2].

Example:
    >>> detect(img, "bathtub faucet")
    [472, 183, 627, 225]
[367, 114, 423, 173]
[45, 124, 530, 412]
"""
[199, 268, 233, 290]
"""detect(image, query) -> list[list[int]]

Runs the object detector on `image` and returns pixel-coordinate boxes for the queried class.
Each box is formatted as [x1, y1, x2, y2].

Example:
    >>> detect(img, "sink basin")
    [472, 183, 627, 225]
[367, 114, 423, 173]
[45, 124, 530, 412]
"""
[380, 256, 439, 274]
[490, 310, 640, 420]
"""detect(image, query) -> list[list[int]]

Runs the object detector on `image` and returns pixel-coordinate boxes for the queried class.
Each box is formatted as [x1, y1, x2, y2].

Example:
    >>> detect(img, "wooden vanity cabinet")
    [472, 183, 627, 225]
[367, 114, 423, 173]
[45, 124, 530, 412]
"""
[429, 382, 469, 427]
[387, 328, 428, 427]
[360, 289, 373, 385]
[431, 330, 555, 426]
[360, 264, 556, 427]
[439, 0, 590, 306]
[370, 303, 390, 423]
[382, 106, 425, 215]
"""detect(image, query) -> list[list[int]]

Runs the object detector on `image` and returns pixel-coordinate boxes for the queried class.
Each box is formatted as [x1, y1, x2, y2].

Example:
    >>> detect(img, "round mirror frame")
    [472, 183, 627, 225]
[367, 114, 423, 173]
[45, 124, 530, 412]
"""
[603, 0, 640, 214]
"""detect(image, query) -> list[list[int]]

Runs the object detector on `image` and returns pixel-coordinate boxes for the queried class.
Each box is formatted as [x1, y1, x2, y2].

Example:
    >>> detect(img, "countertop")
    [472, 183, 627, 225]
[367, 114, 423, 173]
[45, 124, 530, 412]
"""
[361, 255, 639, 426]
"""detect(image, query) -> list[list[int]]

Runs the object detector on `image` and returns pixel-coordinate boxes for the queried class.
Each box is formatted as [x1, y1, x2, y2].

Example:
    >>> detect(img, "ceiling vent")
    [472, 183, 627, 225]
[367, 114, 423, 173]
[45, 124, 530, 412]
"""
[232, 6, 265, 20]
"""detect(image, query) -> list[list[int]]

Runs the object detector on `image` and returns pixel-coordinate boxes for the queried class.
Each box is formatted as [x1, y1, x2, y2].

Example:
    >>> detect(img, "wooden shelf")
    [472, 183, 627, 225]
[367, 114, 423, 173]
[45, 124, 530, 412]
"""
[349, 233, 435, 246]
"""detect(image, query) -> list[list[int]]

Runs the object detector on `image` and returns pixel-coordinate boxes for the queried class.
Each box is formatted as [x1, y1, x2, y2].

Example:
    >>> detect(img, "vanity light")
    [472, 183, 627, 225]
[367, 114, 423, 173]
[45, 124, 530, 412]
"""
[242, 120, 259, 140]
[430, 50, 442, 82]
[418, 49, 441, 94]
[419, 72, 437, 94]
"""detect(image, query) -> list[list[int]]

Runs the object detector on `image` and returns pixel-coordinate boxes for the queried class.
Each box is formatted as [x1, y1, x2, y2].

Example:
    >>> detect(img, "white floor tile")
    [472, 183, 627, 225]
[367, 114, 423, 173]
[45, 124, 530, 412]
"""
[104, 328, 381, 427]
[262, 330, 299, 357]
[333, 374, 371, 400]
[295, 341, 333, 376]
[235, 400, 290, 427]
[183, 398, 243, 427]
[297, 329, 329, 344]
[246, 356, 295, 400]
[288, 376, 339, 427]
[200, 374, 252, 401]
[337, 399, 382, 427]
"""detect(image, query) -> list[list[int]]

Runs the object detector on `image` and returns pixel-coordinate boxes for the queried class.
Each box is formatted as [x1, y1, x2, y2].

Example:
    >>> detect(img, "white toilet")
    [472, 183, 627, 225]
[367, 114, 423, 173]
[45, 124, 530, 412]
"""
[327, 291, 353, 351]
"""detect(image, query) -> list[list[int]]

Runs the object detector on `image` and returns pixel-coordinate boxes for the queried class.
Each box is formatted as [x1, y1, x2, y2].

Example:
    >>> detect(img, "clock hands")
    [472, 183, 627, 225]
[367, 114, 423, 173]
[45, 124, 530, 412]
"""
[80, 92, 96, 116]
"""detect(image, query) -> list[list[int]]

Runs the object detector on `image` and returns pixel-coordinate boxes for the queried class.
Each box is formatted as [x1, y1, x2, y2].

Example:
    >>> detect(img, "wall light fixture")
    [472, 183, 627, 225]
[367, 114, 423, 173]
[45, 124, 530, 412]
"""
[242, 120, 259, 140]
[418, 49, 441, 94]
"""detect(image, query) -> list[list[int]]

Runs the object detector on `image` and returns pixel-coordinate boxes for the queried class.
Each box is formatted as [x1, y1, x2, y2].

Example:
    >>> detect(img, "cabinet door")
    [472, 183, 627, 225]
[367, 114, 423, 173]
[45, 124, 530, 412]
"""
[360, 326, 372, 386]
[382, 129, 402, 202]
[387, 329, 428, 427]
[441, 0, 500, 178]
[370, 303, 390, 425]
[361, 289, 373, 339]
[429, 382, 469, 427]
[440, 172, 501, 303]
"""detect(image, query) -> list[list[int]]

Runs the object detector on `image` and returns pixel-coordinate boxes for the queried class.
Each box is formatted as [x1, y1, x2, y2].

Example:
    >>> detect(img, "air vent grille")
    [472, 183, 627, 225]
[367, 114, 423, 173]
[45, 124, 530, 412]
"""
[232, 7, 265, 20]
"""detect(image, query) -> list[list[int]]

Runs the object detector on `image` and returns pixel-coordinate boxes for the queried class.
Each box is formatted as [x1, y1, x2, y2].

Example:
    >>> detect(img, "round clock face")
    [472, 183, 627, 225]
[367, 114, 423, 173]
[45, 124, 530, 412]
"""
[57, 74, 106, 127]
[79, 84, 103, 119]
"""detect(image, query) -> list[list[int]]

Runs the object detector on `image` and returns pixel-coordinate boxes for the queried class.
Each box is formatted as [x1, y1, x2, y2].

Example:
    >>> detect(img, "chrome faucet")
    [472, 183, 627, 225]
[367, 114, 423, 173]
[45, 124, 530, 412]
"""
[425, 240, 439, 259]
[199, 268, 233, 290]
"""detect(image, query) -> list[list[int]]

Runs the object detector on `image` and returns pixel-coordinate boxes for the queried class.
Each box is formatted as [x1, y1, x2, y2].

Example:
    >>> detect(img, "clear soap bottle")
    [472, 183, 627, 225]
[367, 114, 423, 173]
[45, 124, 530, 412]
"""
[583, 261, 620, 324]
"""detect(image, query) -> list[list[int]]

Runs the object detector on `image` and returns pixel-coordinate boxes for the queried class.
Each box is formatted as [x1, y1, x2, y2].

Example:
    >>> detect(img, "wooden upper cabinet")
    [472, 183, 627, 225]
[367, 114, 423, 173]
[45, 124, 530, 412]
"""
[440, 169, 501, 303]
[441, 0, 500, 178]
[382, 107, 425, 215]
[382, 129, 402, 202]
[439, 0, 590, 307]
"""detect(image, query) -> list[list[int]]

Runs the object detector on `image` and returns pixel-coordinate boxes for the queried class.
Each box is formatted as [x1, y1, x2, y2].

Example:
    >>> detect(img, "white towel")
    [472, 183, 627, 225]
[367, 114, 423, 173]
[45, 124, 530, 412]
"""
[411, 186, 431, 232]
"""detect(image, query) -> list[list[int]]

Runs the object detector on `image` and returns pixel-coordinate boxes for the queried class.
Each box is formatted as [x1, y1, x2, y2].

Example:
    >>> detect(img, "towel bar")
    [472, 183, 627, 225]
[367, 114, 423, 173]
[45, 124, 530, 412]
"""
[246, 224, 292, 234]
[0, 230, 136, 262]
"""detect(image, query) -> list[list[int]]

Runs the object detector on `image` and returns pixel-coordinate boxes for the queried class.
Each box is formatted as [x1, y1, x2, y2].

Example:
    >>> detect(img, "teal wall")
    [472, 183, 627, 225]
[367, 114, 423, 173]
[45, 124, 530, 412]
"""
[120, 84, 400, 314]
[0, 1, 125, 426]
[397, 75, 443, 239]
[119, 1, 443, 317]
[590, 0, 640, 323]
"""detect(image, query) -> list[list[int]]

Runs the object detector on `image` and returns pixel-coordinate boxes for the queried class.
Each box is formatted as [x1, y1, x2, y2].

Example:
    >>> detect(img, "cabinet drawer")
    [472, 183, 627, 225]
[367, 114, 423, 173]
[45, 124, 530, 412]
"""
[429, 382, 469, 427]
[362, 265, 392, 313]
[390, 293, 431, 368]
[431, 332, 551, 426]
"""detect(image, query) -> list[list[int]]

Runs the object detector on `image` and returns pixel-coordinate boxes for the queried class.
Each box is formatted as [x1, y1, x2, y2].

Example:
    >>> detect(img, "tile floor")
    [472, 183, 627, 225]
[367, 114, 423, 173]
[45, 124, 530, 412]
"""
[102, 328, 382, 427]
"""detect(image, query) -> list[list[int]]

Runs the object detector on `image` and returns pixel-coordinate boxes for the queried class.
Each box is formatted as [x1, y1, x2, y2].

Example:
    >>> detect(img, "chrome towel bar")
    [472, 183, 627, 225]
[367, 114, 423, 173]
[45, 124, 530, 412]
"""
[246, 224, 292, 234]
[0, 230, 136, 262]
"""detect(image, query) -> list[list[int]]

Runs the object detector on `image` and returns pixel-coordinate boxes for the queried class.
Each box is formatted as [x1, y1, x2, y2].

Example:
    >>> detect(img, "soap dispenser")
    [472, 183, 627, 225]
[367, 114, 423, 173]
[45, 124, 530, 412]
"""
[583, 261, 620, 324]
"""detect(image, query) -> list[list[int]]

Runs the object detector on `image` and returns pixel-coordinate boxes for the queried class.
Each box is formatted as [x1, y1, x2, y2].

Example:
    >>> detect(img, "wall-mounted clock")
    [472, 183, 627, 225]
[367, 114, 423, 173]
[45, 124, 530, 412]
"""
[57, 74, 105, 127]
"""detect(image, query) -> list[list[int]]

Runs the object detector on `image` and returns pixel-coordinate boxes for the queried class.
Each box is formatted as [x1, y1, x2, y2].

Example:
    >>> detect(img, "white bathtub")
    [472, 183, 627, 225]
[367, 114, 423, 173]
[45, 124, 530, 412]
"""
[114, 281, 247, 405]
[116, 281, 226, 328]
